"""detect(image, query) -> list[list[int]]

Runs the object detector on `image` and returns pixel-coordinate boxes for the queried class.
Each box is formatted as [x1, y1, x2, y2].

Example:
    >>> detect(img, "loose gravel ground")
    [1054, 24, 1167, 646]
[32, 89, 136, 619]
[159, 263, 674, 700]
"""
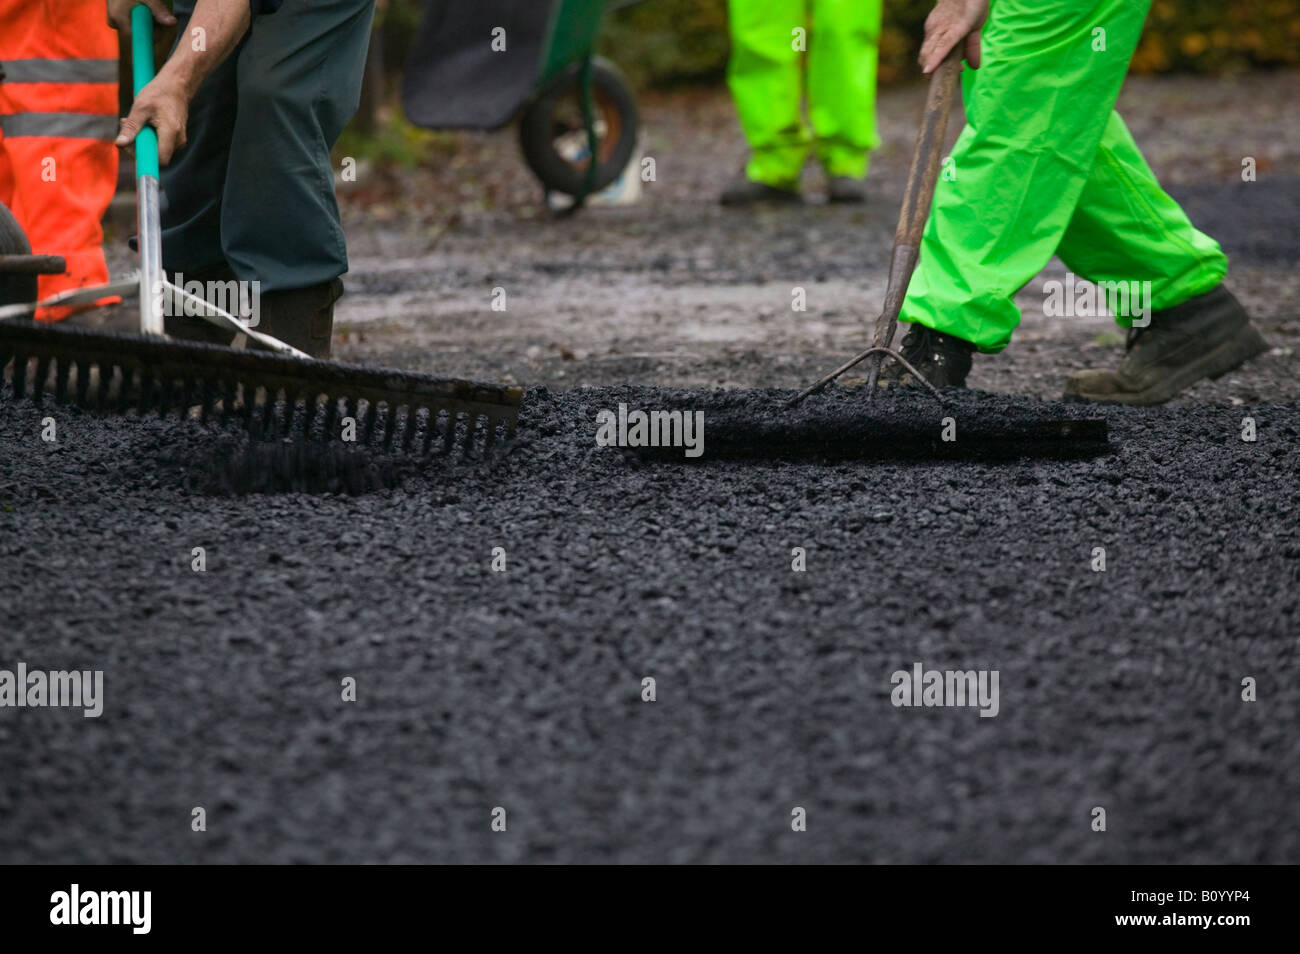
[13, 71, 1298, 864]
[1, 384, 1296, 863]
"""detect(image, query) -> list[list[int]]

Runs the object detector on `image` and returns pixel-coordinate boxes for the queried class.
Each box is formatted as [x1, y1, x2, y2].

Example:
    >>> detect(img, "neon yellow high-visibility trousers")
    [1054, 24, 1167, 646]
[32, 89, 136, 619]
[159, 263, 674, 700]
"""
[727, 0, 882, 187]
[900, 0, 1227, 352]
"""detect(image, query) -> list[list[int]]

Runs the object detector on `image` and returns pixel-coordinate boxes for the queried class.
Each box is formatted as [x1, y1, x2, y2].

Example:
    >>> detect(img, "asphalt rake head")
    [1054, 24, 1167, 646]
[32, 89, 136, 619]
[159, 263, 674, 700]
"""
[0, 319, 523, 459]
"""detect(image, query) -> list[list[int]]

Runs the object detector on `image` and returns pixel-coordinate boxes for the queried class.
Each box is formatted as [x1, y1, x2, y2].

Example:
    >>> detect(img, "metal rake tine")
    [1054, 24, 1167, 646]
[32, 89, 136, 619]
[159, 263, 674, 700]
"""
[787, 346, 880, 407]
[258, 388, 277, 438]
[361, 399, 378, 444]
[12, 350, 28, 399]
[95, 361, 111, 409]
[875, 348, 944, 405]
[178, 376, 194, 420]
[400, 405, 420, 453]
[283, 389, 302, 437]
[32, 354, 51, 406]
[299, 393, 319, 439]
[157, 374, 174, 416]
[382, 403, 398, 450]
[75, 361, 90, 406]
[442, 410, 458, 456]
[54, 358, 71, 404]
[0, 322, 523, 461]
[322, 394, 339, 440]
[221, 379, 237, 423]
[421, 409, 440, 455]
[863, 352, 885, 402]
[344, 396, 359, 436]
[139, 368, 157, 415]
[787, 345, 944, 408]
[199, 377, 216, 421]
[117, 366, 135, 413]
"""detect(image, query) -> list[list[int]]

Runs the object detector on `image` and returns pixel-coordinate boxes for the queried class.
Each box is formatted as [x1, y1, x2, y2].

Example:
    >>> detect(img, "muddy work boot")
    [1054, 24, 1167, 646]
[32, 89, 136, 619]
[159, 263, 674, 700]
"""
[875, 324, 974, 390]
[720, 173, 801, 207]
[252, 278, 343, 360]
[827, 176, 867, 204]
[1063, 285, 1267, 406]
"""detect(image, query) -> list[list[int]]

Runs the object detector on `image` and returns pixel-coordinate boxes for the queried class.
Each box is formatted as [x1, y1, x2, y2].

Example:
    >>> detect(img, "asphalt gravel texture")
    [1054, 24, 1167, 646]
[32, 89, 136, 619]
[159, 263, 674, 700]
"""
[1, 383, 1297, 863]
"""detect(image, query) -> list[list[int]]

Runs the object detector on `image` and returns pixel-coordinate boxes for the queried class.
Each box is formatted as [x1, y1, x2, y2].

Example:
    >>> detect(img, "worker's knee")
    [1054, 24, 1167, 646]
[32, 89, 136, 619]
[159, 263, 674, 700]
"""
[239, 64, 362, 146]
[234, 66, 309, 127]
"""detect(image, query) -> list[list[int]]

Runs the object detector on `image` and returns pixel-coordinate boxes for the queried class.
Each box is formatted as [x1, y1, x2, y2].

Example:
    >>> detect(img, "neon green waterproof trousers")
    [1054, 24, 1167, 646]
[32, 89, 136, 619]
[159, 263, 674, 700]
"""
[901, 0, 1227, 352]
[727, 0, 882, 186]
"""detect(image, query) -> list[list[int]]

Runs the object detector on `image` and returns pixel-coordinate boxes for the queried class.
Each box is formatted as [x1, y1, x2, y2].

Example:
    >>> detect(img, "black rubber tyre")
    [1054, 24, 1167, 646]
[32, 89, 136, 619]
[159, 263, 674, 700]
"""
[518, 57, 639, 198]
[0, 200, 38, 307]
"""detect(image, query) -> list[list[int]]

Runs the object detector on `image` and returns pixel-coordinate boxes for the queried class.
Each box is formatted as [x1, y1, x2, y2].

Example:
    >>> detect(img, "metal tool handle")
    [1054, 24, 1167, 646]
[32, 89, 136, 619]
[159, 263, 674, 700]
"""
[131, 4, 165, 336]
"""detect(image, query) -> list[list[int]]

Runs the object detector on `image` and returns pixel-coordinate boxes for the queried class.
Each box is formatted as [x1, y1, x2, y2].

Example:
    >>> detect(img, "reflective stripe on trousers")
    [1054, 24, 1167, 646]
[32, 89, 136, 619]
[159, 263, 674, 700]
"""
[0, 112, 118, 140]
[1, 58, 119, 84]
[0, 0, 121, 318]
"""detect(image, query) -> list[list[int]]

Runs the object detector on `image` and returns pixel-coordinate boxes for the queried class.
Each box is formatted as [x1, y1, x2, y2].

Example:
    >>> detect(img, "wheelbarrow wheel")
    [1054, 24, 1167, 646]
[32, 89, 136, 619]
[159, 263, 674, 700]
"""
[518, 57, 639, 198]
[0, 201, 38, 307]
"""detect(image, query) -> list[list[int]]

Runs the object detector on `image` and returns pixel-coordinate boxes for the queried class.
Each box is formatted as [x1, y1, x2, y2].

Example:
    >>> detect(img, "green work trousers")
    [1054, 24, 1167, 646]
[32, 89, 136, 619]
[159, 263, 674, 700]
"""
[726, 0, 882, 186]
[160, 0, 374, 292]
[901, 0, 1227, 352]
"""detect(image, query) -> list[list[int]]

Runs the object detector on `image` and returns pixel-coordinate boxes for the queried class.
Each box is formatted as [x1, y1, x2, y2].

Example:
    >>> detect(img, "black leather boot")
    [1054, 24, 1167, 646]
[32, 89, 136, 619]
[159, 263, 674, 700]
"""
[876, 324, 975, 389]
[720, 173, 801, 206]
[252, 278, 343, 360]
[162, 262, 239, 347]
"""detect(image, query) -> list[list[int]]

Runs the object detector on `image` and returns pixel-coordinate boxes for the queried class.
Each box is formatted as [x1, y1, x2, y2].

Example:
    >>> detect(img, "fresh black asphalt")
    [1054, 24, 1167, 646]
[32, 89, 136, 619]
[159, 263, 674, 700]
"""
[1, 384, 1296, 862]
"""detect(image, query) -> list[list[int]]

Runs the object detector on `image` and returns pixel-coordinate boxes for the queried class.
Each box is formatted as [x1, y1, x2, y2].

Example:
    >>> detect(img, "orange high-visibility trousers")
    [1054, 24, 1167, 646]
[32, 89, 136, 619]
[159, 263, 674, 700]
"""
[0, 0, 120, 320]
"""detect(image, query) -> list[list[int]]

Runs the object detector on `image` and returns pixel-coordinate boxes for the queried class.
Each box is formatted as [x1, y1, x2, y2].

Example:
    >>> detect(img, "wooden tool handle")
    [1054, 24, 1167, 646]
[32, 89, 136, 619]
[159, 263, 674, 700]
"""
[867, 44, 964, 358]
[896, 46, 963, 249]
[786, 43, 968, 405]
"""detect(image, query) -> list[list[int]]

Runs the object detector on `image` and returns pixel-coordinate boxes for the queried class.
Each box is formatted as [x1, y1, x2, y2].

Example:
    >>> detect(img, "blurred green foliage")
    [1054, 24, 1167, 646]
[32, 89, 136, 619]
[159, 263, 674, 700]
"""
[381, 0, 1300, 90]
[335, 112, 448, 168]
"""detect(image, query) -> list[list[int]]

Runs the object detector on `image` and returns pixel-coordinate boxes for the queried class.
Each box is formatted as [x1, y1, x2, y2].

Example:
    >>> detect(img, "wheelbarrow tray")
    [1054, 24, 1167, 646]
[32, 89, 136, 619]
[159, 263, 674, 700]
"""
[402, 0, 606, 130]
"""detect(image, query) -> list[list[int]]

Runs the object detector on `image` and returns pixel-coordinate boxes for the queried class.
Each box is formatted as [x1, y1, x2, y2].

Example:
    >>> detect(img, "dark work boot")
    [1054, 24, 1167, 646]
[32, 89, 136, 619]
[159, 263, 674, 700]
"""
[876, 323, 975, 389]
[827, 176, 867, 204]
[1063, 285, 1267, 406]
[162, 262, 239, 348]
[720, 173, 801, 206]
[252, 278, 343, 360]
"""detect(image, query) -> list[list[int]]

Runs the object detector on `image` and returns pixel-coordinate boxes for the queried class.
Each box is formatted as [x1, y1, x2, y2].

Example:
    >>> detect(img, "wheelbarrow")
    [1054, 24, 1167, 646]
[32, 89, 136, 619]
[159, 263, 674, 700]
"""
[0, 202, 70, 309]
[401, 0, 644, 210]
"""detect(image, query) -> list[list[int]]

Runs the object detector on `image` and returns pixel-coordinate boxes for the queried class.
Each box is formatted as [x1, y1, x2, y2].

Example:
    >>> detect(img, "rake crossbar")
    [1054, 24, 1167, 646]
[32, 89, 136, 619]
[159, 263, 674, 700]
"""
[0, 319, 523, 455]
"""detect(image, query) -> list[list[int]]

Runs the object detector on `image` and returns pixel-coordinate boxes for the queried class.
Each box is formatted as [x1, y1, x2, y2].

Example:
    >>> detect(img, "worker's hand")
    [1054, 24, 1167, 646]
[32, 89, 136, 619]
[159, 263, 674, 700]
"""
[919, 0, 988, 73]
[116, 76, 188, 165]
[107, 0, 177, 34]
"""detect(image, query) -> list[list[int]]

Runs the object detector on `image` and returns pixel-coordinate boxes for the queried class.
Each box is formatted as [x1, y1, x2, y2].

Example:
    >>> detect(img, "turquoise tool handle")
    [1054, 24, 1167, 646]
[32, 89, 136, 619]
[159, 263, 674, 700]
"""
[130, 4, 160, 179]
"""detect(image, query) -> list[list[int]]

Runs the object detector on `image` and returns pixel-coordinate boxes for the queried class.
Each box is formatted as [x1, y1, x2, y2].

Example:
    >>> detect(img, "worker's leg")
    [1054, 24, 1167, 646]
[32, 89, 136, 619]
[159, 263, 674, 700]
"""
[216, 0, 373, 357]
[899, 0, 1150, 353]
[1056, 110, 1264, 405]
[726, 0, 810, 190]
[1055, 111, 1225, 322]
[807, 0, 881, 180]
[155, 4, 243, 344]
[158, 4, 242, 278]
[223, 0, 374, 293]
